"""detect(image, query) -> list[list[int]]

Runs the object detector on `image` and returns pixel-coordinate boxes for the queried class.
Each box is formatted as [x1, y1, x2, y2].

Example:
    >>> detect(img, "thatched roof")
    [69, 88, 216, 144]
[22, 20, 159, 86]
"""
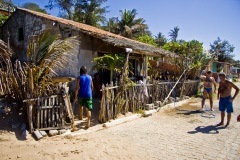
[149, 60, 181, 75]
[13, 7, 176, 58]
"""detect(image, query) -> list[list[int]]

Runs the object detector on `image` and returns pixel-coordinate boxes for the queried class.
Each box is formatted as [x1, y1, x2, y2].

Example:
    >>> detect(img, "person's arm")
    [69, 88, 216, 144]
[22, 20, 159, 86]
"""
[212, 77, 217, 93]
[217, 83, 221, 99]
[200, 70, 206, 80]
[230, 82, 239, 101]
[90, 76, 94, 91]
[74, 77, 80, 103]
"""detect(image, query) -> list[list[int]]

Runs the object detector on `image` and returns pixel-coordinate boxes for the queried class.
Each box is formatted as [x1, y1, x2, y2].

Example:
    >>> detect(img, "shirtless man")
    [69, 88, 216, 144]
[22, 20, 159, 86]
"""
[217, 72, 239, 127]
[200, 70, 217, 111]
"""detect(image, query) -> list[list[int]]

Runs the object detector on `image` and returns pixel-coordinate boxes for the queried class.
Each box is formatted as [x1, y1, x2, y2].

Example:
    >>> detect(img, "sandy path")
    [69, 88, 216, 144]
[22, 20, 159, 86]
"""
[1, 83, 240, 160]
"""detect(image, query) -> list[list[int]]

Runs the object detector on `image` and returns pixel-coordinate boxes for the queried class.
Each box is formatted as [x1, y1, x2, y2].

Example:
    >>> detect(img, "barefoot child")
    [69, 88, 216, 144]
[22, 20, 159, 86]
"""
[217, 72, 239, 127]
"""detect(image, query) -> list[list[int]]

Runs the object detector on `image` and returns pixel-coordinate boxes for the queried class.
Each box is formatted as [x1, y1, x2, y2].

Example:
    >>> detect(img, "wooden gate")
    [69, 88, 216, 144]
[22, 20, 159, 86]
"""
[34, 95, 66, 130]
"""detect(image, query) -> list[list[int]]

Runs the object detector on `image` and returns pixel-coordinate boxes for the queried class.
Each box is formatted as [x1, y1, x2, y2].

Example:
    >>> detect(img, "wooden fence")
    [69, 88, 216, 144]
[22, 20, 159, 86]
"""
[24, 93, 74, 133]
[99, 80, 198, 123]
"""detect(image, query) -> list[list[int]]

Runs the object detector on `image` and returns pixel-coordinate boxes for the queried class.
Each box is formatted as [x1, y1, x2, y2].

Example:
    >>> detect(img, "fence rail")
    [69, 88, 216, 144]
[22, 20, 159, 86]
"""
[99, 80, 198, 123]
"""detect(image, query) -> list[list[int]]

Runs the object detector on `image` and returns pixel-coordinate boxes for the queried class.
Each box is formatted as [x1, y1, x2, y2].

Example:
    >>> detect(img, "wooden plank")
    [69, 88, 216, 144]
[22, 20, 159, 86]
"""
[27, 104, 33, 133]
[36, 106, 61, 109]
[38, 127, 66, 131]
[56, 107, 60, 127]
[52, 105, 55, 127]
[48, 108, 51, 128]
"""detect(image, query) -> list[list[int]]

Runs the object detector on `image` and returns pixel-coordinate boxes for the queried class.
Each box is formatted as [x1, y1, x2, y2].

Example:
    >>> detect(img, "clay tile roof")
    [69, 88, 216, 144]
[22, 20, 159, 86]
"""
[16, 7, 177, 58]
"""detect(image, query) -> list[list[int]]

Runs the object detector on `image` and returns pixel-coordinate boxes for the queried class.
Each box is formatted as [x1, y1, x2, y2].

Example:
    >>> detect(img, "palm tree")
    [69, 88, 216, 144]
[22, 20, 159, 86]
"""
[168, 26, 180, 42]
[155, 32, 167, 47]
[0, 29, 78, 105]
[26, 29, 79, 96]
[117, 9, 150, 38]
[74, 0, 108, 27]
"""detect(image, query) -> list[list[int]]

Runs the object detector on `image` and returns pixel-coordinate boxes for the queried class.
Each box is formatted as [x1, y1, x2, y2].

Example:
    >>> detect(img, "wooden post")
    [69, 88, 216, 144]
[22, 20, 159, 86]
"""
[27, 105, 33, 133]
[162, 56, 165, 80]
[144, 56, 148, 78]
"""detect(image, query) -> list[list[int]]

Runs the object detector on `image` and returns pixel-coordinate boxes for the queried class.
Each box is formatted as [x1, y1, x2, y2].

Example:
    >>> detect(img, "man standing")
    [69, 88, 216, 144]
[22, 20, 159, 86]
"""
[75, 66, 93, 128]
[200, 70, 217, 111]
[217, 72, 239, 127]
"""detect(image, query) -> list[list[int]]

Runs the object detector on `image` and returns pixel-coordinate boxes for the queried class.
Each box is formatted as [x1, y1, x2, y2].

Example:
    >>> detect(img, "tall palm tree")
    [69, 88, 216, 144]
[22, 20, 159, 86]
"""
[168, 26, 180, 42]
[117, 9, 149, 39]
[74, 0, 108, 27]
[155, 32, 167, 47]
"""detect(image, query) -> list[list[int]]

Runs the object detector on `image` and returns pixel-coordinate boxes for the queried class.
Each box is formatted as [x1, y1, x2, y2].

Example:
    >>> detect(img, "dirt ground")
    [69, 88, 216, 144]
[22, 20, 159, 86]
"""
[0, 83, 240, 160]
[0, 98, 207, 159]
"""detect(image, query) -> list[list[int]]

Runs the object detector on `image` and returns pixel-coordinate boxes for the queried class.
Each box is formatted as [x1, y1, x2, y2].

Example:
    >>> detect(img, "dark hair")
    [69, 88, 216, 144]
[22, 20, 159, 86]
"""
[80, 66, 87, 75]
[219, 72, 226, 77]
[94, 72, 99, 78]
[207, 71, 212, 74]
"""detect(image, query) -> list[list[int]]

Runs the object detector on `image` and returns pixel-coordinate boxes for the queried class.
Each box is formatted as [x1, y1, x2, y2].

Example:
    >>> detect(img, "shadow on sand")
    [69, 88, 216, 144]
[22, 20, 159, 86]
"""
[0, 103, 29, 141]
[72, 97, 101, 129]
[175, 108, 203, 116]
[187, 125, 225, 134]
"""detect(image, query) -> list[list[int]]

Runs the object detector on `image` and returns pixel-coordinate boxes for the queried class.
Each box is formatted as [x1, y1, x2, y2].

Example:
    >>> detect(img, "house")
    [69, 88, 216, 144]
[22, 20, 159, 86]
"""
[0, 7, 176, 91]
[231, 66, 240, 78]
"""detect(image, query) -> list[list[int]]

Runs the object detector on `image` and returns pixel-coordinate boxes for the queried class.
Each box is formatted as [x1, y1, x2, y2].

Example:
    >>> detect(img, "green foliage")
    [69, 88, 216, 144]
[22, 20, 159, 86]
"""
[135, 109, 145, 115]
[73, 0, 108, 27]
[209, 37, 235, 72]
[209, 37, 235, 62]
[232, 60, 240, 67]
[114, 9, 150, 39]
[47, 0, 108, 25]
[0, 14, 8, 26]
[163, 41, 182, 54]
[155, 32, 167, 47]
[164, 40, 212, 79]
[136, 35, 157, 47]
[27, 29, 79, 92]
[22, 2, 47, 14]
[93, 53, 125, 82]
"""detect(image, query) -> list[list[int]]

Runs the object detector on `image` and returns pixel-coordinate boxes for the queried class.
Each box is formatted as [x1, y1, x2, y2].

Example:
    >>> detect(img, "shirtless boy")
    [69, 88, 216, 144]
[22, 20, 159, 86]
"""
[200, 70, 217, 111]
[217, 72, 239, 127]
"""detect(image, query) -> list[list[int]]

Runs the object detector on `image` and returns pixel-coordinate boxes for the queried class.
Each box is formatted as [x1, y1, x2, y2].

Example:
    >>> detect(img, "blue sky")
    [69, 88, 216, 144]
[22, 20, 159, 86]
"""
[13, 0, 240, 61]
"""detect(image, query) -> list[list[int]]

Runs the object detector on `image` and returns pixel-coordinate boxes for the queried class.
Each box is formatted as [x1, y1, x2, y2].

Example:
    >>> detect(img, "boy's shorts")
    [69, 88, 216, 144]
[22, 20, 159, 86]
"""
[78, 98, 93, 110]
[219, 96, 233, 113]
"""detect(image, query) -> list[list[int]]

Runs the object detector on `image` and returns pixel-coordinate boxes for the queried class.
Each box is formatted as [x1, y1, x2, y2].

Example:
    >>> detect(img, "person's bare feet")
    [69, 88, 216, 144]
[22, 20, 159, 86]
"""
[85, 122, 90, 129]
[225, 122, 229, 128]
[216, 122, 224, 126]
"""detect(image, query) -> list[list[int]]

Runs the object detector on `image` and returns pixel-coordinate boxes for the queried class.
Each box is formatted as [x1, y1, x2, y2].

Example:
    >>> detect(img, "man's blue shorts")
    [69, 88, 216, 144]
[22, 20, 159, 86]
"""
[219, 96, 233, 113]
